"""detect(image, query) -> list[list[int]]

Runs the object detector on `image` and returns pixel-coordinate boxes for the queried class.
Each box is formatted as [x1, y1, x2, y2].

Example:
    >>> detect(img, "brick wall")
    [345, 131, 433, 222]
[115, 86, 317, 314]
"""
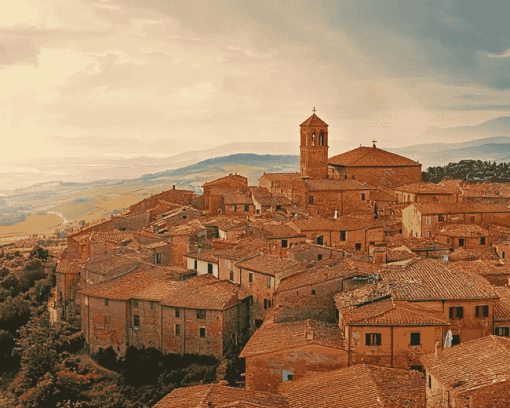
[244, 345, 347, 392]
[129, 189, 193, 214]
[130, 299, 161, 350]
[111, 213, 150, 230]
[170, 235, 191, 266]
[330, 166, 421, 188]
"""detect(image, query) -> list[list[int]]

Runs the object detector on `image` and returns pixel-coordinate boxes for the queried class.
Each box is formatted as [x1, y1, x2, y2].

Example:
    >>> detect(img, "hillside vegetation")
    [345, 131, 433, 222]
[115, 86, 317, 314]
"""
[422, 159, 510, 183]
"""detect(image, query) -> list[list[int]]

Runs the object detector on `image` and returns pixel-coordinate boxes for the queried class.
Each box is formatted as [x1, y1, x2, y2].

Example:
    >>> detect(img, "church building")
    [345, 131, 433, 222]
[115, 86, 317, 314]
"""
[299, 110, 422, 188]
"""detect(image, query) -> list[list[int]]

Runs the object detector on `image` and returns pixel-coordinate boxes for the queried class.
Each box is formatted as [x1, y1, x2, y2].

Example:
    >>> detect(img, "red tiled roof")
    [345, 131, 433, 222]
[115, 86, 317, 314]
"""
[153, 383, 288, 408]
[259, 224, 305, 239]
[300, 113, 328, 127]
[291, 216, 379, 232]
[386, 250, 416, 262]
[258, 173, 301, 183]
[421, 336, 510, 396]
[385, 235, 449, 251]
[278, 364, 426, 408]
[202, 173, 248, 187]
[55, 258, 85, 275]
[448, 260, 510, 277]
[494, 286, 510, 321]
[82, 255, 146, 277]
[383, 258, 498, 301]
[412, 202, 510, 215]
[305, 178, 369, 191]
[253, 195, 292, 207]
[208, 187, 254, 205]
[239, 318, 346, 358]
[276, 260, 372, 293]
[342, 298, 450, 326]
[395, 183, 458, 195]
[329, 146, 420, 167]
[438, 223, 490, 237]
[448, 247, 500, 261]
[236, 254, 303, 276]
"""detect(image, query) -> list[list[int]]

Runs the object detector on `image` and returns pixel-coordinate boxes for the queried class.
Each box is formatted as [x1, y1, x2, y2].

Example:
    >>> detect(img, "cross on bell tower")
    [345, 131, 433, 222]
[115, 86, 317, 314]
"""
[372, 140, 377, 148]
[299, 109, 329, 179]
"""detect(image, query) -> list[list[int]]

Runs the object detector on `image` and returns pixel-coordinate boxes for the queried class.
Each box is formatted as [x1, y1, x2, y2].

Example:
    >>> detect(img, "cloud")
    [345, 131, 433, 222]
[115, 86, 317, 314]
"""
[0, 38, 39, 67]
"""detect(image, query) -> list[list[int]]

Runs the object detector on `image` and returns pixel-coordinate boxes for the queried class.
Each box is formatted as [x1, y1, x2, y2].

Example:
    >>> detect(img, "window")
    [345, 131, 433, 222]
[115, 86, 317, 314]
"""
[150, 302, 154, 310]
[361, 193, 365, 201]
[319, 133, 324, 146]
[496, 327, 510, 337]
[155, 253, 161, 264]
[207, 263, 213, 274]
[267, 277, 271, 288]
[133, 300, 139, 308]
[365, 333, 381, 346]
[410, 365, 423, 372]
[311, 289, 316, 295]
[480, 237, 486, 246]
[502, 251, 506, 259]
[244, 205, 249, 212]
[459, 238, 465, 247]
[276, 205, 281, 211]
[248, 272, 253, 283]
[264, 299, 272, 309]
[475, 305, 489, 318]
[426, 231, 431, 238]
[200, 327, 206, 338]
[175, 324, 180, 335]
[317, 236, 323, 245]
[340, 231, 346, 241]
[194, 259, 198, 269]
[410, 332, 421, 346]
[426, 217, 431, 225]
[197, 309, 206, 320]
[233, 205, 237, 212]
[399, 229, 403, 234]
[175, 308, 180, 318]
[282, 239, 288, 248]
[452, 334, 460, 346]
[428, 375, 432, 389]
[438, 215, 445, 222]
[230, 270, 234, 281]
[449, 306, 463, 320]
[355, 243, 362, 251]
[282, 370, 294, 382]
[318, 254, 323, 261]
[105, 299, 109, 306]
[134, 315, 140, 329]
[309, 196, 315, 204]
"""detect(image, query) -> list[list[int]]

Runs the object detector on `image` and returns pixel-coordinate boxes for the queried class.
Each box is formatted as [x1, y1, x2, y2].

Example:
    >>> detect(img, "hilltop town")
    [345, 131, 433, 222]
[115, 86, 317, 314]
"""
[12, 112, 510, 407]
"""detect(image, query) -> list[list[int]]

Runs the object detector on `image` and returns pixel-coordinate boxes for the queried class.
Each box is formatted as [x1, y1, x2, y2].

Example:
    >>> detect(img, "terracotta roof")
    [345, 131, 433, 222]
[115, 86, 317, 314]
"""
[55, 258, 85, 275]
[334, 282, 393, 310]
[494, 286, 510, 322]
[448, 260, 510, 277]
[385, 250, 416, 262]
[395, 183, 458, 195]
[305, 178, 368, 191]
[236, 254, 303, 276]
[82, 255, 146, 277]
[258, 173, 301, 183]
[208, 187, 253, 205]
[291, 216, 379, 232]
[276, 260, 372, 293]
[421, 336, 510, 396]
[144, 241, 169, 249]
[370, 189, 397, 201]
[259, 224, 305, 239]
[342, 298, 451, 326]
[278, 364, 426, 408]
[412, 202, 510, 215]
[185, 249, 219, 264]
[202, 173, 248, 187]
[383, 258, 498, 301]
[385, 235, 449, 251]
[239, 318, 346, 358]
[300, 112, 328, 127]
[153, 384, 288, 408]
[160, 278, 251, 310]
[253, 195, 292, 207]
[438, 223, 490, 237]
[329, 146, 420, 168]
[448, 247, 500, 261]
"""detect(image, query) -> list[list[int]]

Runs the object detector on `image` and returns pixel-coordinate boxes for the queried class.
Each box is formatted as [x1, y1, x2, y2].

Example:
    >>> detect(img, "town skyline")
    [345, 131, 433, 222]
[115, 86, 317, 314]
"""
[2, 1, 510, 168]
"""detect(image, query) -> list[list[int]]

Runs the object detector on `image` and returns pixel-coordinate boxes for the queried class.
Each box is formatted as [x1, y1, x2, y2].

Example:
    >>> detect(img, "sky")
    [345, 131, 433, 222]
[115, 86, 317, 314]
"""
[2, 0, 510, 164]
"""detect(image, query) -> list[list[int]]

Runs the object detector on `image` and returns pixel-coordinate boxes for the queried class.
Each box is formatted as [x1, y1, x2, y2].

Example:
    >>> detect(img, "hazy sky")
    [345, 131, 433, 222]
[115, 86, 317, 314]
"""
[2, 0, 510, 163]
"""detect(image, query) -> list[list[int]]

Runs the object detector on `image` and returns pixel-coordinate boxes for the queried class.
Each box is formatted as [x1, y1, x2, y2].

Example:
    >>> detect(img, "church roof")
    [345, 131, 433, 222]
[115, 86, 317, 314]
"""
[300, 113, 328, 127]
[329, 146, 420, 167]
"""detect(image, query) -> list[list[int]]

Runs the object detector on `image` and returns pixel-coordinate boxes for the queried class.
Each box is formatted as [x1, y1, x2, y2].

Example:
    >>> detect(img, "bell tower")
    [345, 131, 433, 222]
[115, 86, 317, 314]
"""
[299, 108, 329, 179]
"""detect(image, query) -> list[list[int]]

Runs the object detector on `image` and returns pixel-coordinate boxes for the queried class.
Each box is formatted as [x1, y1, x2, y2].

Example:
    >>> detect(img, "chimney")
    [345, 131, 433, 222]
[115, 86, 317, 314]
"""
[172, 185, 175, 190]
[435, 341, 443, 358]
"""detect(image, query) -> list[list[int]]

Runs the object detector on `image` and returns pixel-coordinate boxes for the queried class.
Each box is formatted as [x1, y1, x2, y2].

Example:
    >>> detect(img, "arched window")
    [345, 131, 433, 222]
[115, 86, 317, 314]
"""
[319, 133, 324, 146]
[311, 133, 315, 146]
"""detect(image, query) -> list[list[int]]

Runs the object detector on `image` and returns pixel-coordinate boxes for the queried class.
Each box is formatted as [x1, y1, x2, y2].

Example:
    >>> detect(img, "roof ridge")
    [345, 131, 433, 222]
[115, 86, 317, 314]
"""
[198, 384, 215, 407]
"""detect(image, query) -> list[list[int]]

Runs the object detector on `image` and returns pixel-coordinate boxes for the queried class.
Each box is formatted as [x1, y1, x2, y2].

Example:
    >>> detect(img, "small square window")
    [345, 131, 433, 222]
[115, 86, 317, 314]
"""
[459, 238, 465, 247]
[175, 324, 180, 335]
[233, 205, 237, 212]
[133, 300, 139, 308]
[248, 272, 253, 283]
[281, 239, 288, 248]
[340, 231, 346, 241]
[264, 299, 272, 310]
[197, 309, 206, 320]
[200, 327, 206, 338]
[496, 327, 510, 337]
[311, 289, 316, 295]
[355, 243, 362, 251]
[230, 270, 234, 281]
[244, 205, 249, 212]
[105, 299, 109, 306]
[449, 306, 463, 320]
[309, 196, 315, 204]
[475, 305, 489, 318]
[480, 237, 486, 246]
[410, 332, 421, 346]
[318, 254, 322, 261]
[410, 365, 423, 372]
[134, 315, 140, 328]
[175, 308, 180, 318]
[365, 333, 381, 346]
[207, 263, 213, 274]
